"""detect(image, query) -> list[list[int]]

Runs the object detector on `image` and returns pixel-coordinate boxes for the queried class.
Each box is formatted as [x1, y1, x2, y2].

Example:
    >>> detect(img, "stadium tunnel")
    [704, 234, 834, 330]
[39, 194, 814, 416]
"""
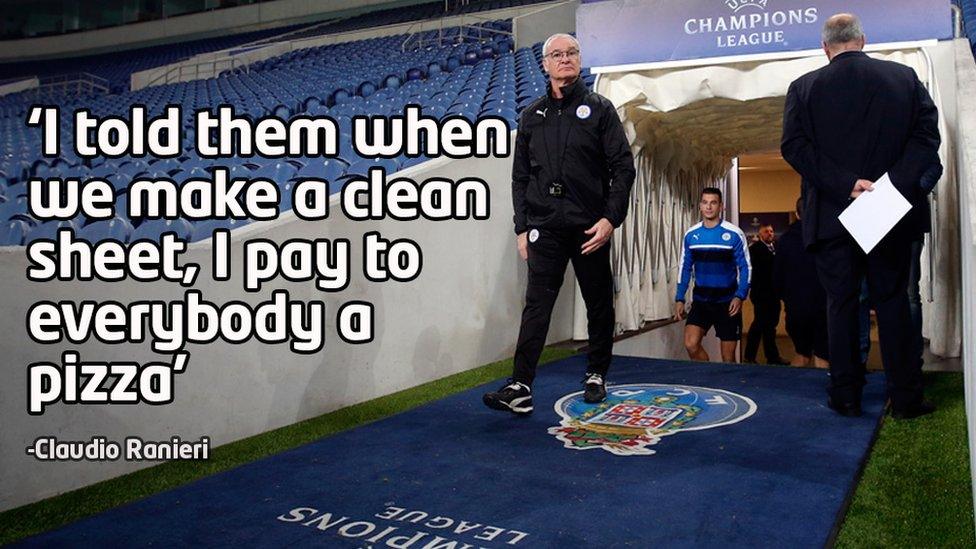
[584, 44, 963, 363]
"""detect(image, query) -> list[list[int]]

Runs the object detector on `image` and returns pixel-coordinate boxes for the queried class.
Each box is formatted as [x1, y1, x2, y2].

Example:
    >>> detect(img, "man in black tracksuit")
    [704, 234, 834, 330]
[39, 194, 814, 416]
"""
[483, 33, 635, 415]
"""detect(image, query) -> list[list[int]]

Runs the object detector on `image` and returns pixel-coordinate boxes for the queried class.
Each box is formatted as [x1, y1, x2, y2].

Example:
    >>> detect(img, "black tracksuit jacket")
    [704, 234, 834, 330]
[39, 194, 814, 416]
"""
[511, 77, 636, 235]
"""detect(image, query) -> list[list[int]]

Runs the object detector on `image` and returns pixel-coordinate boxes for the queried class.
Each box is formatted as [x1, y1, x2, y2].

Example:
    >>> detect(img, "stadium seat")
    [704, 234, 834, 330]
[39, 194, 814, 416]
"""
[0, 219, 30, 245]
[190, 218, 250, 242]
[0, 196, 29, 222]
[77, 217, 134, 243]
[345, 157, 399, 177]
[297, 159, 347, 181]
[130, 218, 194, 241]
[24, 219, 79, 244]
[252, 161, 298, 183]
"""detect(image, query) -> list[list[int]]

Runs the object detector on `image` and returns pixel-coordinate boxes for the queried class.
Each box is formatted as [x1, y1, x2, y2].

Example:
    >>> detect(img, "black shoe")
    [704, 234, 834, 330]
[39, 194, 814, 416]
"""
[890, 400, 936, 420]
[483, 380, 533, 415]
[583, 373, 607, 403]
[827, 397, 863, 418]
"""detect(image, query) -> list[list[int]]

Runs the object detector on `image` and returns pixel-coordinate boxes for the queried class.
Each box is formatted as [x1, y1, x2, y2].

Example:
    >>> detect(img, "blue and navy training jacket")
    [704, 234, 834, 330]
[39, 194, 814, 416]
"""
[675, 220, 751, 304]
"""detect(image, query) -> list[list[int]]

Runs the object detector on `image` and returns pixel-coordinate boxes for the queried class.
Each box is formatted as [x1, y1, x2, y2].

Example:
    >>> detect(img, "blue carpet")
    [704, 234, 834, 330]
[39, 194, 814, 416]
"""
[20, 356, 885, 548]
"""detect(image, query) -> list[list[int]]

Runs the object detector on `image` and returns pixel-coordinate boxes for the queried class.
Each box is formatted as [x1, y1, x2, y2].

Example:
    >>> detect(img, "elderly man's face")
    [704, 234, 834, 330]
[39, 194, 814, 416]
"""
[759, 225, 775, 243]
[542, 36, 581, 82]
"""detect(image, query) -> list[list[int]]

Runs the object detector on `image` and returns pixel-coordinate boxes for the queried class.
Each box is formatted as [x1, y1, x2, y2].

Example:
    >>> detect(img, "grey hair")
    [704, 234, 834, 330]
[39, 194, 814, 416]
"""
[822, 13, 864, 45]
[542, 33, 581, 56]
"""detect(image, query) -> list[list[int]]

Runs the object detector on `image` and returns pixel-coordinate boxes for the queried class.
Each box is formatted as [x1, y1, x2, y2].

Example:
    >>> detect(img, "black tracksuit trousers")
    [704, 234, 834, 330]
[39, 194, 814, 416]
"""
[512, 228, 614, 386]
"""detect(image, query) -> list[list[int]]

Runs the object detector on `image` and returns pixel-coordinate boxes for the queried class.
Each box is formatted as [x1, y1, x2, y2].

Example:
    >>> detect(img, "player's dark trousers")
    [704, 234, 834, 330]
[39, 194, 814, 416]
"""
[814, 232, 922, 411]
[513, 228, 614, 386]
[745, 299, 782, 362]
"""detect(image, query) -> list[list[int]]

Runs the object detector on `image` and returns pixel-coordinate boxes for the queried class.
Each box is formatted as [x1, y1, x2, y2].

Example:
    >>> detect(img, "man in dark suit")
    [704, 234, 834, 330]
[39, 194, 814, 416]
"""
[775, 198, 829, 368]
[906, 160, 943, 370]
[781, 13, 940, 419]
[745, 223, 785, 364]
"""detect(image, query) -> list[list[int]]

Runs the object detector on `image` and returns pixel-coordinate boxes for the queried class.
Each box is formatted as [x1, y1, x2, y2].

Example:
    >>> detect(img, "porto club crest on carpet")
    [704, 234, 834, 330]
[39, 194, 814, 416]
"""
[549, 384, 758, 456]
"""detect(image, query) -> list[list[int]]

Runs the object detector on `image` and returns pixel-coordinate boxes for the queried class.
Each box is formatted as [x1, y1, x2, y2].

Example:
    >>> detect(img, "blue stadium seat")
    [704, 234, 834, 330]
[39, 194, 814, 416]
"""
[63, 165, 94, 180]
[107, 173, 131, 192]
[91, 163, 117, 178]
[25, 219, 79, 244]
[305, 97, 323, 112]
[119, 161, 150, 179]
[0, 219, 30, 246]
[297, 159, 347, 181]
[345, 157, 399, 177]
[150, 157, 183, 175]
[130, 218, 194, 242]
[252, 161, 298, 183]
[180, 157, 213, 172]
[0, 196, 29, 222]
[5, 182, 28, 199]
[273, 105, 291, 118]
[77, 217, 134, 243]
[228, 164, 255, 179]
[190, 218, 249, 242]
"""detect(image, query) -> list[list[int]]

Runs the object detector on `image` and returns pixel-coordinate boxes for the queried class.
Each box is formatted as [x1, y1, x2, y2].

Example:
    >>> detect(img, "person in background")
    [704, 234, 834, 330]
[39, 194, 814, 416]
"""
[775, 198, 829, 368]
[744, 223, 786, 364]
[906, 158, 944, 369]
[781, 13, 941, 419]
[674, 187, 751, 363]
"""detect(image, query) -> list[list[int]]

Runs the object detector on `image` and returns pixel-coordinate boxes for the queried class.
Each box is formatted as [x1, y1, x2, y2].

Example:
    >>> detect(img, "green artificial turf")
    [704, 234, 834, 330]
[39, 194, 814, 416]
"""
[836, 372, 974, 548]
[0, 348, 574, 544]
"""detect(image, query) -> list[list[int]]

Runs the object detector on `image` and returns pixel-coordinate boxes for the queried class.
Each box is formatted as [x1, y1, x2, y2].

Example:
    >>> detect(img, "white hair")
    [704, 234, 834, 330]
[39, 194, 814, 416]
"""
[542, 33, 581, 56]
[822, 13, 864, 45]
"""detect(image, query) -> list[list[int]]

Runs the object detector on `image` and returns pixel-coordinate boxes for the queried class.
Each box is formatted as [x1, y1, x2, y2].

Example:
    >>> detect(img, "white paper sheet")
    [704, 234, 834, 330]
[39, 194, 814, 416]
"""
[838, 173, 912, 254]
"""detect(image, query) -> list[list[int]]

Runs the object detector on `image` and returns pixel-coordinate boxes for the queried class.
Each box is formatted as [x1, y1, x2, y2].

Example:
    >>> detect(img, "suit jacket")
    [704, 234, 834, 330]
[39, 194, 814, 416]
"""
[774, 220, 826, 314]
[905, 159, 943, 236]
[748, 240, 776, 303]
[781, 51, 941, 248]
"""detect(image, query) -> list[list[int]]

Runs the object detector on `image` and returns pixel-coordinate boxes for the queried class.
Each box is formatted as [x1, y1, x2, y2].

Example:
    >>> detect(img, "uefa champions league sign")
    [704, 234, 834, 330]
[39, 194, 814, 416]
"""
[578, 0, 953, 71]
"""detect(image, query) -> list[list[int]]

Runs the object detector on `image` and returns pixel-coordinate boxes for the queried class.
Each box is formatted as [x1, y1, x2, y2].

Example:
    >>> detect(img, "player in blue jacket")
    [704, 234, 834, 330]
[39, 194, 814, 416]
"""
[673, 187, 751, 362]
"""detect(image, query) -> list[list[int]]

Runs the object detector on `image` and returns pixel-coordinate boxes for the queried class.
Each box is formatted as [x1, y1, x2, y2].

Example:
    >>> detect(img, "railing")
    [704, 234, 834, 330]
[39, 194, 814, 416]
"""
[146, 55, 251, 87]
[400, 14, 513, 52]
[239, 17, 345, 49]
[20, 72, 109, 100]
[135, 4, 535, 91]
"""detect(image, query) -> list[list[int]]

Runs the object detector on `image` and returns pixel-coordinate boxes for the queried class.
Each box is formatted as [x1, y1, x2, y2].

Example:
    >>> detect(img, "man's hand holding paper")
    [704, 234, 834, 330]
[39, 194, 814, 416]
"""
[838, 173, 912, 253]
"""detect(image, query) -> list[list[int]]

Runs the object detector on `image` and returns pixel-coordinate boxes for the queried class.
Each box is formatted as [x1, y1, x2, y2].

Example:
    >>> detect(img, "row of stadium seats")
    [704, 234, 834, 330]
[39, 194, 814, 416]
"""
[0, 25, 569, 171]
[248, 0, 546, 45]
[0, 0, 549, 97]
[0, 215, 249, 247]
[0, 23, 593, 245]
[0, 23, 312, 95]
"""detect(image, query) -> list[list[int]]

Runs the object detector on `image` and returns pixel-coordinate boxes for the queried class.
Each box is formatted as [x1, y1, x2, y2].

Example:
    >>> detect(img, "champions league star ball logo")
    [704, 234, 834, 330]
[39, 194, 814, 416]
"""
[548, 384, 757, 456]
[725, 0, 769, 12]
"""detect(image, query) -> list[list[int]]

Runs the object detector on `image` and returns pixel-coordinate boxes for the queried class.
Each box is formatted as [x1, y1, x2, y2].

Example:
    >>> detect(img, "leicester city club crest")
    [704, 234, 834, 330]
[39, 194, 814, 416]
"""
[548, 384, 757, 456]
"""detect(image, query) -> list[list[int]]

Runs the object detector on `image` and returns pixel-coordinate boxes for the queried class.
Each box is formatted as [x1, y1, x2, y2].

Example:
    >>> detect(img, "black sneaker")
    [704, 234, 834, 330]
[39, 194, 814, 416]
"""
[483, 380, 533, 415]
[583, 373, 607, 403]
